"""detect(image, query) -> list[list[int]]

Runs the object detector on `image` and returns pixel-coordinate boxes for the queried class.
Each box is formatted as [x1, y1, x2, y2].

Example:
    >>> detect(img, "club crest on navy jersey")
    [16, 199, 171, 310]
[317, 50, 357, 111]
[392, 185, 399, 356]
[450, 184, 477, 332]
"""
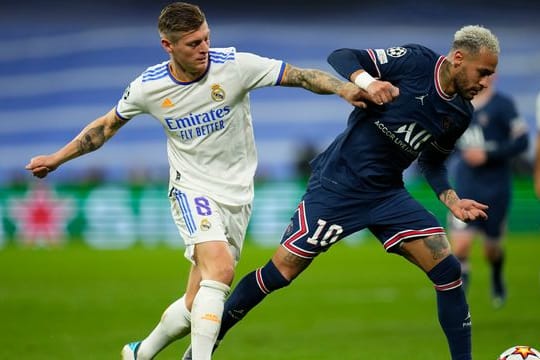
[211, 84, 226, 102]
[386, 47, 407, 57]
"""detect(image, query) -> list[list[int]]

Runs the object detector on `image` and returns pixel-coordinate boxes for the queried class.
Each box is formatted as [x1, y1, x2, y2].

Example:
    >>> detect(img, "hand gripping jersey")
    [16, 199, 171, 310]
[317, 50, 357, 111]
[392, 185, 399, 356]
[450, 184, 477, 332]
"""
[116, 48, 285, 205]
[321, 44, 473, 199]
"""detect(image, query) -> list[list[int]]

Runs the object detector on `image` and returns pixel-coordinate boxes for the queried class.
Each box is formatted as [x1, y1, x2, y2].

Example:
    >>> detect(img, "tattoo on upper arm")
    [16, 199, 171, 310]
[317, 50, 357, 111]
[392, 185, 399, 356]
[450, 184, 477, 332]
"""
[77, 125, 105, 154]
[109, 115, 125, 131]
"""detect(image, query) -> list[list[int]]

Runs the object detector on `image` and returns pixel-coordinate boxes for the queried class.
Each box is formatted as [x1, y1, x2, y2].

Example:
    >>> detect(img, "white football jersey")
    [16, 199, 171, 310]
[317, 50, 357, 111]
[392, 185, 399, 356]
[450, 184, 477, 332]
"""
[116, 47, 285, 205]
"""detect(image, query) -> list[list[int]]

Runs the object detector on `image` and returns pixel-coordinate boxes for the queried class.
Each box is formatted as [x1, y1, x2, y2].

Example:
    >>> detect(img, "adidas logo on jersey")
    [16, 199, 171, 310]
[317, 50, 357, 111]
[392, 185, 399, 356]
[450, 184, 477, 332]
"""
[161, 98, 174, 108]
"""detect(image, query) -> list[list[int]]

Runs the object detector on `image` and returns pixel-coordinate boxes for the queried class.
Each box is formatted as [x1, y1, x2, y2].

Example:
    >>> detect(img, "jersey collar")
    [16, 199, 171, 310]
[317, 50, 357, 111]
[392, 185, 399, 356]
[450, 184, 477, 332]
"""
[434, 56, 456, 101]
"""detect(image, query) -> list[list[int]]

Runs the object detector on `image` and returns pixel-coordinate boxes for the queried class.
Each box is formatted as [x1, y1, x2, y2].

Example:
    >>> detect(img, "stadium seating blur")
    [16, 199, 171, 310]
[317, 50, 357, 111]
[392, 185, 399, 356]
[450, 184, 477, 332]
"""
[1, 0, 539, 183]
[1, 0, 539, 245]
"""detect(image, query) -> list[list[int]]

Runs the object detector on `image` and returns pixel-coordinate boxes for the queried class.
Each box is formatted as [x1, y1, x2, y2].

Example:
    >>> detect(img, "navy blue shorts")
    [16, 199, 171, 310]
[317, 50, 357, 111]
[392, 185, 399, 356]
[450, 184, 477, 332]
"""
[280, 180, 445, 259]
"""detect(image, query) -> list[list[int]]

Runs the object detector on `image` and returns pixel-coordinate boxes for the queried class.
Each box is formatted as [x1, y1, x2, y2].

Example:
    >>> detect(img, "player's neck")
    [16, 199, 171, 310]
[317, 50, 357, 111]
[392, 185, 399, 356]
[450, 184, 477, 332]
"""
[439, 59, 456, 97]
[169, 61, 206, 82]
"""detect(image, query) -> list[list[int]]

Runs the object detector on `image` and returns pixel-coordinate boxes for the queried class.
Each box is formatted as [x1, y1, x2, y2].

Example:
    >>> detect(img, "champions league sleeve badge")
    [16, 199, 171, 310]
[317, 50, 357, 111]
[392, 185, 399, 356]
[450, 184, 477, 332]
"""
[386, 47, 407, 57]
[122, 84, 131, 100]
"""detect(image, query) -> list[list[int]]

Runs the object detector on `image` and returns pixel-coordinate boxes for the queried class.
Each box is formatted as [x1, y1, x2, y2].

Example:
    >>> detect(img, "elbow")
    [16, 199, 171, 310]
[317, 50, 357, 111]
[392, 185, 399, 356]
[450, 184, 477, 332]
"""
[327, 48, 348, 67]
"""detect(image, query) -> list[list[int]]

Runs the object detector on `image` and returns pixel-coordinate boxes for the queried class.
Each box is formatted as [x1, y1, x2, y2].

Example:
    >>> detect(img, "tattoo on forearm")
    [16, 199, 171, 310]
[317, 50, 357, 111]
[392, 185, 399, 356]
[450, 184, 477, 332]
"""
[423, 234, 450, 260]
[440, 189, 459, 207]
[77, 125, 105, 154]
[286, 68, 341, 94]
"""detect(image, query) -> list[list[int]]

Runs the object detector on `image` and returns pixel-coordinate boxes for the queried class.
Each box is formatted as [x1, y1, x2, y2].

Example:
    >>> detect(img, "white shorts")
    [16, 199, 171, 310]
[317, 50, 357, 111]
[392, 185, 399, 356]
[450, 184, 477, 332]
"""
[169, 186, 252, 264]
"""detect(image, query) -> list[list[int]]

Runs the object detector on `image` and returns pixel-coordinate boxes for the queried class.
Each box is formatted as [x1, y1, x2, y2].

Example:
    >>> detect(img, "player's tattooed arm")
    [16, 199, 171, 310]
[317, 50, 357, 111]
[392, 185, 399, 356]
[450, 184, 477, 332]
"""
[74, 110, 125, 156]
[280, 64, 369, 108]
[26, 108, 127, 178]
[439, 189, 459, 209]
[280, 64, 343, 94]
[440, 189, 489, 222]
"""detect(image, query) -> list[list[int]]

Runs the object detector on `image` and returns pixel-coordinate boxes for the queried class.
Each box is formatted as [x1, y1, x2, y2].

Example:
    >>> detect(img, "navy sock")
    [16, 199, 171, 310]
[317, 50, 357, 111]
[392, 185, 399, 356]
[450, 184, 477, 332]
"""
[218, 260, 290, 340]
[490, 251, 505, 296]
[427, 256, 471, 360]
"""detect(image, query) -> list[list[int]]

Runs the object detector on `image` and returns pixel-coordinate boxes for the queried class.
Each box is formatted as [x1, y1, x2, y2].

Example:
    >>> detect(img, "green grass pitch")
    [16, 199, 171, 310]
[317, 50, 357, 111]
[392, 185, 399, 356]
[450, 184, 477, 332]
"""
[1, 234, 538, 359]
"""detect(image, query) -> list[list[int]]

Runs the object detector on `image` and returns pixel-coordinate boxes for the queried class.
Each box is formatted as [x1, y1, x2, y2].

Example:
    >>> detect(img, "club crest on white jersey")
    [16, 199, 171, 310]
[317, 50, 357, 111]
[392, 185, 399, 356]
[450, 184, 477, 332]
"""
[211, 84, 226, 102]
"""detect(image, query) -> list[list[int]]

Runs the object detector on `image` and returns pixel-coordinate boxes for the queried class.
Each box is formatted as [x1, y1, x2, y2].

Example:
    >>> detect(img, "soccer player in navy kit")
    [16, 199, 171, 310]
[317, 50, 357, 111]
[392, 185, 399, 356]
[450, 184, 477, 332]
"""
[182, 25, 500, 360]
[448, 75, 529, 308]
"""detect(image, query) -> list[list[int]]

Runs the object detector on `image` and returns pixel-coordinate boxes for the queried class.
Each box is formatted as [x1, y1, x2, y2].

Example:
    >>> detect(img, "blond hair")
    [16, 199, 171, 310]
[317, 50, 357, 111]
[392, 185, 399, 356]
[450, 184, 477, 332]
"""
[452, 25, 500, 54]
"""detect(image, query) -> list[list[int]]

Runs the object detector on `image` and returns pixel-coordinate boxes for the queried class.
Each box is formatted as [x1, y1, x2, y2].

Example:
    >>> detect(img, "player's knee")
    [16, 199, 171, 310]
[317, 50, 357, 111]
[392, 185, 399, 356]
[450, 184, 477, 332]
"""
[205, 262, 235, 285]
[427, 255, 462, 290]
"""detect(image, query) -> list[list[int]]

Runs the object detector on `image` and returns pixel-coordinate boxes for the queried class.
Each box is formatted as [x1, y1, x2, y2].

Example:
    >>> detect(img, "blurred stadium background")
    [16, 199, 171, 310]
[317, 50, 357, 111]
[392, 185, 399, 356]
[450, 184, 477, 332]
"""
[1, 1, 539, 359]
[0, 0, 538, 247]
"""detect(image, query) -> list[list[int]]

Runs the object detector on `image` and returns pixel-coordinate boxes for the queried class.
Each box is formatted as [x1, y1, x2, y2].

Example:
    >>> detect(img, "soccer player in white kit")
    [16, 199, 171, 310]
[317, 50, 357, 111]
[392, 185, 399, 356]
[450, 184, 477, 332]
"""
[25, 2, 369, 359]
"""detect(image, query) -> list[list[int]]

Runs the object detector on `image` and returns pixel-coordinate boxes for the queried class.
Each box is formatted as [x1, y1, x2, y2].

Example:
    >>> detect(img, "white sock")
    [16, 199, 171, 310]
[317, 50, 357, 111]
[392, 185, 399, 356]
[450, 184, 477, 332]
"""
[137, 295, 192, 360]
[191, 280, 230, 360]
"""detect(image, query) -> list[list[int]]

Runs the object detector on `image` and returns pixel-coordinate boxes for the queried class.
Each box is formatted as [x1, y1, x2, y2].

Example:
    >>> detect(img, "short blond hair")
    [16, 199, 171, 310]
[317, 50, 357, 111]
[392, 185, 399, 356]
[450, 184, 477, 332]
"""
[452, 25, 500, 54]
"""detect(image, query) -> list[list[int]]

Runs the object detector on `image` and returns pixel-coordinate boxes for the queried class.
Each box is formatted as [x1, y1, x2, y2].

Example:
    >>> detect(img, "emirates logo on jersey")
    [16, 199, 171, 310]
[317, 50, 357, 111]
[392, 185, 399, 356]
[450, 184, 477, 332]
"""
[211, 84, 226, 102]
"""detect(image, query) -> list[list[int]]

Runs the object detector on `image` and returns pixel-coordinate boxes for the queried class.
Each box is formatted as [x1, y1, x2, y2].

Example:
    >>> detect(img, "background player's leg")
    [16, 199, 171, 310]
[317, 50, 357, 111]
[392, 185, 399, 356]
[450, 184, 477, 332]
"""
[484, 236, 505, 307]
[399, 235, 471, 360]
[449, 227, 475, 292]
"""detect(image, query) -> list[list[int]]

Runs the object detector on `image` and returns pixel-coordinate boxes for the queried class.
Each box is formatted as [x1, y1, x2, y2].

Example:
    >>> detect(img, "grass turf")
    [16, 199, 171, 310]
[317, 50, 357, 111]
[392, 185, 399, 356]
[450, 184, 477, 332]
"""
[0, 234, 538, 359]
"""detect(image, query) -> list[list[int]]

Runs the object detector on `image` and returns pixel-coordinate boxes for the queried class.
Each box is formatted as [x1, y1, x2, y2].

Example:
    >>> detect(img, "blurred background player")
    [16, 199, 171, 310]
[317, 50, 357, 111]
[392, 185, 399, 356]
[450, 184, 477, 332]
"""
[535, 92, 540, 198]
[448, 75, 529, 307]
[24, 2, 368, 360]
[182, 25, 499, 360]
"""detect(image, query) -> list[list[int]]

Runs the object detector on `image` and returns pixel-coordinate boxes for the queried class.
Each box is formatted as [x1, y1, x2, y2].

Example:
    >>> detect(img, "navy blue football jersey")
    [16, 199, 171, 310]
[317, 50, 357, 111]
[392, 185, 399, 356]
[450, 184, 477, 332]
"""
[314, 44, 473, 199]
[454, 92, 529, 197]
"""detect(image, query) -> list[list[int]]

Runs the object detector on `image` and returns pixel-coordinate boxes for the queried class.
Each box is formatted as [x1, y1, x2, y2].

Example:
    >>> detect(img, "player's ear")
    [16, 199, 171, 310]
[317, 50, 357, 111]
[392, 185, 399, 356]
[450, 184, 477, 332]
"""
[452, 50, 465, 67]
[161, 37, 173, 54]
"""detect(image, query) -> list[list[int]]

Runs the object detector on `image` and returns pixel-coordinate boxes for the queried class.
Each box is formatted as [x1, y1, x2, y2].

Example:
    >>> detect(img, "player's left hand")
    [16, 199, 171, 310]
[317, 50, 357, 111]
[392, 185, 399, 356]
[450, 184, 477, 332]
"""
[338, 82, 370, 108]
[25, 155, 58, 178]
[449, 198, 489, 222]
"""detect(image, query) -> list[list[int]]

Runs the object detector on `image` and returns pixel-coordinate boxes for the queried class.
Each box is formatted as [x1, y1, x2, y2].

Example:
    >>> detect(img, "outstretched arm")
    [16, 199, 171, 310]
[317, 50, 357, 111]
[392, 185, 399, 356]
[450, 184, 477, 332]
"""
[439, 189, 488, 222]
[327, 48, 399, 105]
[26, 108, 127, 178]
[279, 64, 369, 108]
